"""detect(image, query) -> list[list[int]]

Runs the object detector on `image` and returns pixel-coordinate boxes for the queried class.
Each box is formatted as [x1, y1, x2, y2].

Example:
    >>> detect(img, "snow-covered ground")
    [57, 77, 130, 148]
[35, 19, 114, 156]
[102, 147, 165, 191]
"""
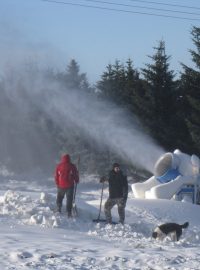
[1, 173, 200, 270]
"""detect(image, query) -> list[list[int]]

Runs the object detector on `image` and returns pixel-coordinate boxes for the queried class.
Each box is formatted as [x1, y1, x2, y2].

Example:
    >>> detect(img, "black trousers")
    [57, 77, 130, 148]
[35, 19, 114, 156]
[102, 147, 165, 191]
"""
[56, 186, 74, 214]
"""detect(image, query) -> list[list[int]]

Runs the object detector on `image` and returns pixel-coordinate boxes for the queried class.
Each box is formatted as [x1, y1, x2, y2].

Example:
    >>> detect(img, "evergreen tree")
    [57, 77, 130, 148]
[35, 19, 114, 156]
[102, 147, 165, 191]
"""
[180, 26, 200, 153]
[97, 60, 126, 105]
[57, 59, 93, 93]
[97, 59, 143, 109]
[96, 63, 114, 98]
[141, 40, 178, 149]
[124, 59, 147, 115]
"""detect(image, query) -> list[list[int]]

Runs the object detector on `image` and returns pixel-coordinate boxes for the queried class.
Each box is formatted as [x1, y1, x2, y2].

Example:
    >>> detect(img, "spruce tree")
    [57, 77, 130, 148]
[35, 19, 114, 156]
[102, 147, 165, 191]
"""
[124, 59, 147, 116]
[141, 40, 178, 149]
[97, 60, 126, 105]
[57, 59, 93, 93]
[180, 26, 200, 153]
[97, 59, 143, 109]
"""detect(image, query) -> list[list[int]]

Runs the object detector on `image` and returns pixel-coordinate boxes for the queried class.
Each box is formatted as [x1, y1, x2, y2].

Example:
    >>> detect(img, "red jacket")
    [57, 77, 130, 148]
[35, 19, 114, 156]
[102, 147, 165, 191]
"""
[55, 154, 79, 188]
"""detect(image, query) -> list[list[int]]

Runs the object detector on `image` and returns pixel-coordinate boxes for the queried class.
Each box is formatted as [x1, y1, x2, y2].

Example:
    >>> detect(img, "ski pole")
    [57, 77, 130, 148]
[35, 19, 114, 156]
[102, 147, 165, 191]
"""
[72, 183, 78, 217]
[73, 183, 77, 203]
[72, 155, 80, 216]
[93, 180, 105, 222]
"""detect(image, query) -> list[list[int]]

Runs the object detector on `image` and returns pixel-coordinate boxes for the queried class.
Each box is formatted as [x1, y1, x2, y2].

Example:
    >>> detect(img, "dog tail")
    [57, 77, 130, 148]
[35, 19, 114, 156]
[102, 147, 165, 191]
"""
[181, 222, 189, 229]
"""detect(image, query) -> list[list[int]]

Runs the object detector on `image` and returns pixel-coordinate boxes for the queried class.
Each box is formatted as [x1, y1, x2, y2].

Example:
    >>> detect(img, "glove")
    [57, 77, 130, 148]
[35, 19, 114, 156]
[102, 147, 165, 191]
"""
[100, 176, 107, 183]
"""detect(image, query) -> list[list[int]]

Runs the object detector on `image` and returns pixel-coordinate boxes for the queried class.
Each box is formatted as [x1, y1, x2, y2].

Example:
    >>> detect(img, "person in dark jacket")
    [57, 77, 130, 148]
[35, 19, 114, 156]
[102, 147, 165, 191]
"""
[103, 163, 128, 224]
[55, 154, 79, 217]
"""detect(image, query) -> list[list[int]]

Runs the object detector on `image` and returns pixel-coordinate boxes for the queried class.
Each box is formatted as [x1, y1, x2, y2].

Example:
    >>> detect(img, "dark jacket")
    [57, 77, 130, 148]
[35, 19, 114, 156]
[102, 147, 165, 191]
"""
[108, 170, 128, 199]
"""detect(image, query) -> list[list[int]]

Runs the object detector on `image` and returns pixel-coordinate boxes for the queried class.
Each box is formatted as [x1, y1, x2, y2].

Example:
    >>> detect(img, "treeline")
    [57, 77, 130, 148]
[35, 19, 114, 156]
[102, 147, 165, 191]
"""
[47, 25, 200, 172]
[1, 26, 200, 175]
[97, 26, 200, 156]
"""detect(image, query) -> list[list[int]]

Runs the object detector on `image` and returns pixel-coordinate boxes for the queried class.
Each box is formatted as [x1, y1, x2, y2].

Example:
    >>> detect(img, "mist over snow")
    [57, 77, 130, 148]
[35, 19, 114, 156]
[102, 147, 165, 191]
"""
[43, 86, 164, 173]
[0, 22, 64, 75]
[0, 22, 164, 175]
[0, 62, 164, 175]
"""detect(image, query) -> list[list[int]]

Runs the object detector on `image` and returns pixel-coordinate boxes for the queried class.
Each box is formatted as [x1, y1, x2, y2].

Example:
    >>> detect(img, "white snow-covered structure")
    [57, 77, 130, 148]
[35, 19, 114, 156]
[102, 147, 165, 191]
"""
[132, 149, 200, 203]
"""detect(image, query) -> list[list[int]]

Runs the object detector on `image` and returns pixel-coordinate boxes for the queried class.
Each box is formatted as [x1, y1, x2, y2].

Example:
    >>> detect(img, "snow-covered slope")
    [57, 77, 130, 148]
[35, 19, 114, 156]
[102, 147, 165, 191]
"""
[1, 174, 200, 269]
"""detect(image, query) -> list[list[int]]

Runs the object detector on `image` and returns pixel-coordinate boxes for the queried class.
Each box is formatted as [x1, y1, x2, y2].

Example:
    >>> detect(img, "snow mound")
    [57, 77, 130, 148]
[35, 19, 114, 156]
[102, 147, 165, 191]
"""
[0, 190, 61, 227]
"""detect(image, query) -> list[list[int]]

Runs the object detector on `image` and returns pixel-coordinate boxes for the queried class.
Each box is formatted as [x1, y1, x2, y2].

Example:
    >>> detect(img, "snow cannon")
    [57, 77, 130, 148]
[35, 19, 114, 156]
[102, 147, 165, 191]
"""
[131, 149, 200, 203]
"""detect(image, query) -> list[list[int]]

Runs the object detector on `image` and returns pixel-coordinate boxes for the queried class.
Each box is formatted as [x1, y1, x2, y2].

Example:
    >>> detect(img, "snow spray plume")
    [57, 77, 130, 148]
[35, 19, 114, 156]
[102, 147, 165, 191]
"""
[0, 65, 164, 174]
[42, 88, 164, 173]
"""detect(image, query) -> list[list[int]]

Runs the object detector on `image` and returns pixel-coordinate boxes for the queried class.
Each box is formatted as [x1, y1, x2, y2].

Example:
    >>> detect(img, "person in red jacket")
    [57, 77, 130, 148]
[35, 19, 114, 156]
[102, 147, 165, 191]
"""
[55, 154, 79, 217]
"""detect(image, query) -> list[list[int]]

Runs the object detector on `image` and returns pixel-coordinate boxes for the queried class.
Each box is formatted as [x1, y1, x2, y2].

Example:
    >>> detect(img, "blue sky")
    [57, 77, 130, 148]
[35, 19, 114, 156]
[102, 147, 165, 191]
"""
[1, 0, 200, 83]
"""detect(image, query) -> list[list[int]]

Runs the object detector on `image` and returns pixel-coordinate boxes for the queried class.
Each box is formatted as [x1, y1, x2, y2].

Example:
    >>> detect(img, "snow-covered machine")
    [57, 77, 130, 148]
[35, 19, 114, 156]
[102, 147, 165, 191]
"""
[132, 149, 200, 204]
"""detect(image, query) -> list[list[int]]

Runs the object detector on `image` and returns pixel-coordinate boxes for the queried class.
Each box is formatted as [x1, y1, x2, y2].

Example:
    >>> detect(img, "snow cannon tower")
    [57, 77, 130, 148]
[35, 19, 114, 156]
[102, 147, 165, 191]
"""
[131, 149, 200, 204]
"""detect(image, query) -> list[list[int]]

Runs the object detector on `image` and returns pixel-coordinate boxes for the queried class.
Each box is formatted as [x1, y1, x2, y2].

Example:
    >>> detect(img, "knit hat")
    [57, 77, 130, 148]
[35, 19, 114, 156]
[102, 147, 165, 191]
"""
[113, 162, 120, 168]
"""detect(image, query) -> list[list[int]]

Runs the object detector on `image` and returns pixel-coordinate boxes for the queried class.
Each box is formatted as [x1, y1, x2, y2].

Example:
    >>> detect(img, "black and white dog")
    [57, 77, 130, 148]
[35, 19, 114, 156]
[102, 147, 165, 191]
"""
[152, 222, 189, 241]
